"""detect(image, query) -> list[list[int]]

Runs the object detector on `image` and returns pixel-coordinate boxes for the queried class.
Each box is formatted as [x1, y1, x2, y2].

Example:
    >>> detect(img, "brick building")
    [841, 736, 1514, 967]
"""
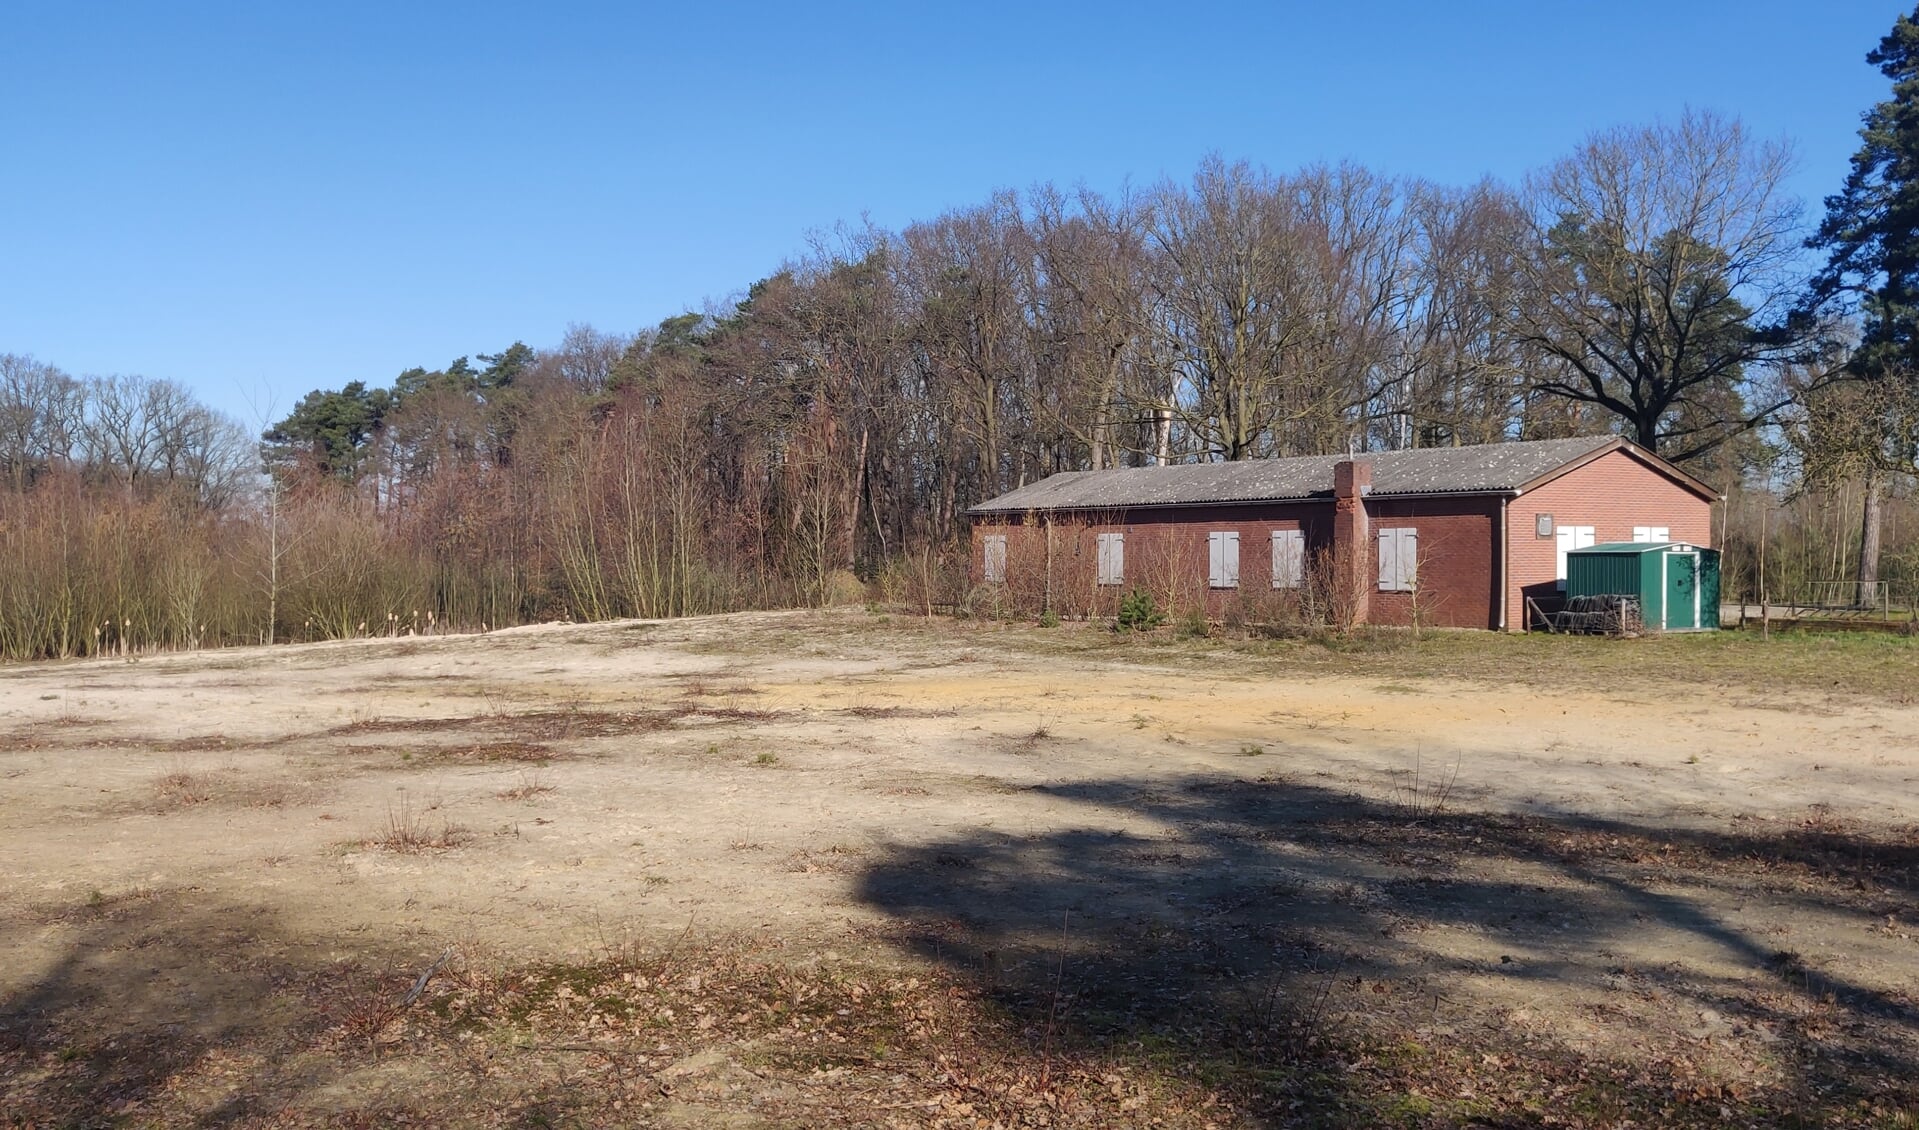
[967, 436, 1719, 631]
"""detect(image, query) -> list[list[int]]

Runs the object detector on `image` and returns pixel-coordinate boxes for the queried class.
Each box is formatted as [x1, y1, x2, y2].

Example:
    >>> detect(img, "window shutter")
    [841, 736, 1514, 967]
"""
[1208, 532, 1225, 588]
[1096, 532, 1124, 586]
[1222, 531, 1240, 588]
[1272, 530, 1303, 589]
[1377, 528, 1417, 592]
[984, 535, 1007, 584]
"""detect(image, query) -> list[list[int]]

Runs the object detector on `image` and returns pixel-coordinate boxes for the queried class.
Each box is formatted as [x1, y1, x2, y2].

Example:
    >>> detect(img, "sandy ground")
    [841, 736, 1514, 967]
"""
[1, 610, 1915, 1123]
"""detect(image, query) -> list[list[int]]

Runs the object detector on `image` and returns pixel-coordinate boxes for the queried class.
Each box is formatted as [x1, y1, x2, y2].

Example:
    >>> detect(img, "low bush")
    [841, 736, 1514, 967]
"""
[1115, 587, 1165, 632]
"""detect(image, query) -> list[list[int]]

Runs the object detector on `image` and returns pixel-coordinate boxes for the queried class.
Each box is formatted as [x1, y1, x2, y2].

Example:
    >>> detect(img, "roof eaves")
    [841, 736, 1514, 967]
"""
[964, 486, 1523, 517]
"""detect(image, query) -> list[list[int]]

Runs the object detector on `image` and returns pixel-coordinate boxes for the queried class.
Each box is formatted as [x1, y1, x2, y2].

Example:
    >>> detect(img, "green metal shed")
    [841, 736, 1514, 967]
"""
[1566, 543, 1720, 631]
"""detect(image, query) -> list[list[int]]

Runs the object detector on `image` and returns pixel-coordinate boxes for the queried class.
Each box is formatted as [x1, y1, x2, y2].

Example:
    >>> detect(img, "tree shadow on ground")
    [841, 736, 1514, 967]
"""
[857, 771, 1919, 1127]
[0, 889, 467, 1127]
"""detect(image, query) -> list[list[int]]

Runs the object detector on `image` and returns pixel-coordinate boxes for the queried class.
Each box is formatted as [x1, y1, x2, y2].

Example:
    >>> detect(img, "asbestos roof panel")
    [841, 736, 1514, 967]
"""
[968, 436, 1622, 514]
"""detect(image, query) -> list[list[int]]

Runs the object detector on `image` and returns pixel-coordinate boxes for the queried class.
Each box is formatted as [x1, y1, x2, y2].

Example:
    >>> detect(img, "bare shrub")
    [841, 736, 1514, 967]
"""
[371, 795, 469, 852]
[1388, 749, 1462, 820]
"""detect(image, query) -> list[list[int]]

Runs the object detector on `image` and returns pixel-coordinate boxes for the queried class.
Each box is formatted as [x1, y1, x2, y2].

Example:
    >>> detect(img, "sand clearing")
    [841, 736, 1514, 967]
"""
[2, 611, 1914, 1124]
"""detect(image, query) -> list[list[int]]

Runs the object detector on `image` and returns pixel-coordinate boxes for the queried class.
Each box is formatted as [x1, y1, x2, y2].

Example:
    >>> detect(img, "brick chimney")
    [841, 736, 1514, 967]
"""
[1333, 459, 1372, 625]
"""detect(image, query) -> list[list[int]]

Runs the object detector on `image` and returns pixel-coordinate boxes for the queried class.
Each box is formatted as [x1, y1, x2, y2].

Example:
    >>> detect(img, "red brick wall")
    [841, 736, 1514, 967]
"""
[1503, 448, 1714, 631]
[1365, 496, 1500, 630]
[970, 504, 1332, 621]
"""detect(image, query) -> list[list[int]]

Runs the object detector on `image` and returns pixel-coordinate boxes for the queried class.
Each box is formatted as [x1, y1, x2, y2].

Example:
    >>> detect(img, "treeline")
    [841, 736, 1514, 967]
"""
[6, 91, 1919, 657]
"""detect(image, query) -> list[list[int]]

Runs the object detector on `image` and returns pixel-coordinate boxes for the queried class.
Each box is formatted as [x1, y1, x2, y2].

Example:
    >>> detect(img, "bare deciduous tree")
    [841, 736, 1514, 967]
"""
[1509, 111, 1839, 461]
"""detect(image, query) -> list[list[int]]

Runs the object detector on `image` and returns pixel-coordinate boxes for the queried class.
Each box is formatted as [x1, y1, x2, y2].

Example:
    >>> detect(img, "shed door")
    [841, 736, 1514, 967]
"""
[1663, 552, 1698, 630]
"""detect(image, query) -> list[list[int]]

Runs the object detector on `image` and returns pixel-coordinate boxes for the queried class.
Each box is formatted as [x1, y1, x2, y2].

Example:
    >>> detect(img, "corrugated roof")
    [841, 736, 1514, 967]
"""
[968, 435, 1627, 514]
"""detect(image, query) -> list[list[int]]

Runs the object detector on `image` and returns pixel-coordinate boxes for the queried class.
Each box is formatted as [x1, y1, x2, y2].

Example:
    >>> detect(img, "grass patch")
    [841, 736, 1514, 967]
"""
[973, 618, 1919, 701]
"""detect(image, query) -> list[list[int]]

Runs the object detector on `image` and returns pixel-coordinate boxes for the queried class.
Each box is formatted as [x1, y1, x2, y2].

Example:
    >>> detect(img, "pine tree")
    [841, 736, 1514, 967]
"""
[1807, 5, 1919, 590]
[1812, 6, 1919, 370]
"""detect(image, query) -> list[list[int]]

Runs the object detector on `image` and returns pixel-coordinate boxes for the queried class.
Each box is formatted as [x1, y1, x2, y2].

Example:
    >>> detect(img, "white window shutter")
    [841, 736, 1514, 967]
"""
[1096, 532, 1124, 586]
[1208, 532, 1225, 588]
[1272, 530, 1303, 589]
[984, 535, 1007, 584]
[1376, 528, 1417, 592]
[1222, 531, 1240, 588]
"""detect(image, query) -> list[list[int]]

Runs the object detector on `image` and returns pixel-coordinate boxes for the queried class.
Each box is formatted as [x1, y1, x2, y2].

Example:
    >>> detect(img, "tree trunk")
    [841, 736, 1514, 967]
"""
[1855, 466, 1883, 600]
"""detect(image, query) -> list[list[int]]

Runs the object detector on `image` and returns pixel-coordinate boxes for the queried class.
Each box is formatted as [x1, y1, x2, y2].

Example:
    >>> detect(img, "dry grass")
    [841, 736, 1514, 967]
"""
[495, 769, 552, 801]
[785, 844, 867, 875]
[841, 703, 957, 719]
[409, 740, 556, 765]
[153, 763, 216, 807]
[331, 706, 691, 743]
[368, 795, 469, 853]
[142, 761, 297, 811]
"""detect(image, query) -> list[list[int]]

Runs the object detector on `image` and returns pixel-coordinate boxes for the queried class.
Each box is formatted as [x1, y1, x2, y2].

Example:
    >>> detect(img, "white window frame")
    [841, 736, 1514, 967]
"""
[1270, 529, 1305, 589]
[1631, 526, 1670, 544]
[1207, 530, 1241, 589]
[1555, 525, 1595, 589]
[1377, 527, 1418, 593]
[1095, 531, 1125, 587]
[982, 534, 1007, 585]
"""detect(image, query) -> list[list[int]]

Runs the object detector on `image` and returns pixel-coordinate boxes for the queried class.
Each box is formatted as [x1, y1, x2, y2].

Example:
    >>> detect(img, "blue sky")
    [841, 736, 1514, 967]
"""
[0, 1, 1907, 426]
